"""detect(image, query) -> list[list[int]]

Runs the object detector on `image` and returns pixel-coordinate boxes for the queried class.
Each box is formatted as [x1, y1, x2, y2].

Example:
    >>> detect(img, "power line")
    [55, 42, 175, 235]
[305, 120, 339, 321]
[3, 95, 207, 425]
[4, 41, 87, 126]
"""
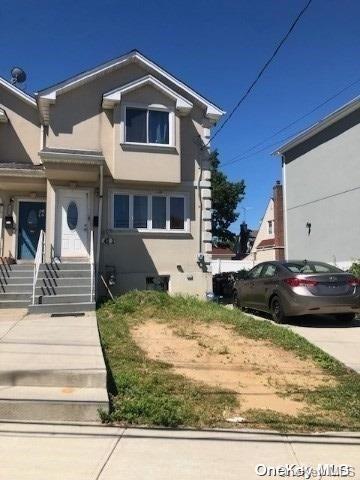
[205, 0, 314, 146]
[220, 133, 297, 168]
[221, 76, 360, 167]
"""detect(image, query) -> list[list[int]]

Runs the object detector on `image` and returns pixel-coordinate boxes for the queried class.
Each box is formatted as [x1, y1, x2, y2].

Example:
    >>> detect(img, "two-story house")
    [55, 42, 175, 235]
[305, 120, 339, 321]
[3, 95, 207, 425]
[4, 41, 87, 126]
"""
[0, 50, 224, 312]
[247, 181, 285, 263]
[275, 96, 360, 269]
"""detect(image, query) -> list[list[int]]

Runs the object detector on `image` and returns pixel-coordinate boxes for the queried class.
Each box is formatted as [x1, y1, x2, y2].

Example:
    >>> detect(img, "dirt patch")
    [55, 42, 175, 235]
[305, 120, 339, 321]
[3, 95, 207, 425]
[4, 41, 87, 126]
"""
[132, 320, 331, 416]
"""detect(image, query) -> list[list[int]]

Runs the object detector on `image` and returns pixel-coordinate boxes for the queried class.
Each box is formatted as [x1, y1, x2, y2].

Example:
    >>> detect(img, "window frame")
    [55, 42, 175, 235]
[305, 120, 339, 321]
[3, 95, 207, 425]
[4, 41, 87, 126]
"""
[122, 102, 175, 148]
[110, 190, 190, 233]
[268, 220, 273, 235]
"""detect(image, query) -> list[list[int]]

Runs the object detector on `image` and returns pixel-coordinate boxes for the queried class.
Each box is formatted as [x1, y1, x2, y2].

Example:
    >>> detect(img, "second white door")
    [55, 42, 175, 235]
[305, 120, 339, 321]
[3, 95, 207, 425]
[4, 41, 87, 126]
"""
[58, 190, 89, 258]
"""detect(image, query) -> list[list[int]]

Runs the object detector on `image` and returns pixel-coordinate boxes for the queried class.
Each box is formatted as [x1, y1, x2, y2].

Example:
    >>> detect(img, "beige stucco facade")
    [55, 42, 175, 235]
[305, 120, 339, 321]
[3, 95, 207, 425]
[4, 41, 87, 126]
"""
[0, 51, 223, 298]
[0, 84, 40, 165]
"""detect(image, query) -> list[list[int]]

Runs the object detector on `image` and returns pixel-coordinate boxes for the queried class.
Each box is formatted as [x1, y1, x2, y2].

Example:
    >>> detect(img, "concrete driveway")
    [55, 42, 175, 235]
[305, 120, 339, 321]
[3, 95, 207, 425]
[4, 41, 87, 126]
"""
[287, 316, 360, 373]
[242, 308, 360, 373]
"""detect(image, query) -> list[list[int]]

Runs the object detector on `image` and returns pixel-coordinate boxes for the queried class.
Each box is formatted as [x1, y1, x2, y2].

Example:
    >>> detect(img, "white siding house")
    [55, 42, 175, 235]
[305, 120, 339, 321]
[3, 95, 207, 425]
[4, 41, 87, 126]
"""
[275, 97, 360, 269]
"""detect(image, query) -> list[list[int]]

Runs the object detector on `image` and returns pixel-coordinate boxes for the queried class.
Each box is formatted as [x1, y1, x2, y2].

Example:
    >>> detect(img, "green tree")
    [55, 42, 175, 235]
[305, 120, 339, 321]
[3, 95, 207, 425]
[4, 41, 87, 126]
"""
[210, 149, 245, 245]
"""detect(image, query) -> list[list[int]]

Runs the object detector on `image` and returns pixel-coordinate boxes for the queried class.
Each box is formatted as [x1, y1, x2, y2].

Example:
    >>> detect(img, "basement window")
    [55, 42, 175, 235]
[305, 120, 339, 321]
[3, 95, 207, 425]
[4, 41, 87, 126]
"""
[146, 276, 169, 292]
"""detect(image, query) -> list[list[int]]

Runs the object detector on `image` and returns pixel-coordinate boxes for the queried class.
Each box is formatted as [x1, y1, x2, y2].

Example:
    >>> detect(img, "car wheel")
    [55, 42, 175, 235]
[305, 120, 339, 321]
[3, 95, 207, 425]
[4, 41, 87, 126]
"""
[334, 313, 356, 323]
[233, 291, 243, 310]
[270, 296, 287, 324]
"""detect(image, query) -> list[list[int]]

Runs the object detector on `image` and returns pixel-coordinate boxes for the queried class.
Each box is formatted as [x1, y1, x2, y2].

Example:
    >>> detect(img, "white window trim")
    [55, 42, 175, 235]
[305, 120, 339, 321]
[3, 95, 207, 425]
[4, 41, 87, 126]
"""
[120, 102, 175, 148]
[110, 190, 190, 233]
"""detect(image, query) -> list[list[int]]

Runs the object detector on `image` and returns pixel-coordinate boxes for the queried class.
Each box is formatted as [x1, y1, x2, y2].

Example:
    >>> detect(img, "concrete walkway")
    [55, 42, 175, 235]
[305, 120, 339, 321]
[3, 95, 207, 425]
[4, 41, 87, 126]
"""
[0, 309, 108, 421]
[0, 422, 358, 479]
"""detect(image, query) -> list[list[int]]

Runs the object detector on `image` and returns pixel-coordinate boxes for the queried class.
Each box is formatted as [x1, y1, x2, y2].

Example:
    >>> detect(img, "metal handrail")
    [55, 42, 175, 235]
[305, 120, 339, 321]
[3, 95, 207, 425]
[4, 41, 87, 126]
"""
[32, 230, 45, 305]
[90, 230, 95, 302]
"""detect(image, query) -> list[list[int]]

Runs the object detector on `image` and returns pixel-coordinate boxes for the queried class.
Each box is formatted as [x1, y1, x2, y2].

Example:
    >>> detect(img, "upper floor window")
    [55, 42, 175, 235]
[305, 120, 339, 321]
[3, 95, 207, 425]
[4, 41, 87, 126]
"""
[126, 107, 169, 145]
[268, 220, 273, 235]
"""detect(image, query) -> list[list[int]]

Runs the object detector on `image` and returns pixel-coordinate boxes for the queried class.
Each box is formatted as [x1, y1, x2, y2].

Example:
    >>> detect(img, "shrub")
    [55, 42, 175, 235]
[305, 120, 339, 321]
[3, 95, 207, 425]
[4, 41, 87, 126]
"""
[349, 260, 360, 278]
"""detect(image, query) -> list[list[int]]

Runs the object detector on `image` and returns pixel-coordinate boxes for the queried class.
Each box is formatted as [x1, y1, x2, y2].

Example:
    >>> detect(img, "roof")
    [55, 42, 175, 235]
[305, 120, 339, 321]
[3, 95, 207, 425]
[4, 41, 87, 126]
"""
[0, 162, 42, 170]
[257, 238, 275, 249]
[0, 162, 44, 177]
[102, 75, 193, 115]
[37, 49, 224, 124]
[0, 77, 37, 108]
[40, 148, 104, 165]
[274, 95, 360, 155]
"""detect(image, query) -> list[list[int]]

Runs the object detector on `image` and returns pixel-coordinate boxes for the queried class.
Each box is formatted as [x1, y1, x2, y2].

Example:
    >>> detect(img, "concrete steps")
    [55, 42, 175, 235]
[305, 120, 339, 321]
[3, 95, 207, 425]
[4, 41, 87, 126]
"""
[40, 263, 91, 271]
[1, 277, 34, 285]
[0, 310, 109, 422]
[38, 270, 91, 279]
[0, 367, 106, 388]
[0, 299, 30, 309]
[0, 262, 33, 308]
[36, 286, 90, 295]
[0, 386, 108, 422]
[38, 294, 92, 305]
[0, 259, 95, 317]
[38, 277, 91, 287]
[29, 262, 94, 314]
[0, 293, 32, 301]
[28, 302, 96, 314]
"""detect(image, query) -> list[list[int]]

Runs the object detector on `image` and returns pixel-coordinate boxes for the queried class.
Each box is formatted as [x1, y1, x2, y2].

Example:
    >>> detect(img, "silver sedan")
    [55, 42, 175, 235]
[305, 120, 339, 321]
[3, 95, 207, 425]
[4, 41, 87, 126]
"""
[233, 260, 360, 323]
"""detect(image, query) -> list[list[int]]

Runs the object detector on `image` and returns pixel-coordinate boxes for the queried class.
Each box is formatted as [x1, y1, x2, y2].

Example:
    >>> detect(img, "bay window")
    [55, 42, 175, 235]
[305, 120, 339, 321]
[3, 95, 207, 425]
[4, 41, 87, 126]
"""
[125, 107, 170, 145]
[112, 192, 188, 232]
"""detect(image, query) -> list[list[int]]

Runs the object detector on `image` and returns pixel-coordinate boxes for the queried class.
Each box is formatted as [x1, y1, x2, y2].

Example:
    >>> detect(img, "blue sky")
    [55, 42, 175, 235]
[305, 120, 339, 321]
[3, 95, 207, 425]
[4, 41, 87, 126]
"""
[1, 0, 359, 232]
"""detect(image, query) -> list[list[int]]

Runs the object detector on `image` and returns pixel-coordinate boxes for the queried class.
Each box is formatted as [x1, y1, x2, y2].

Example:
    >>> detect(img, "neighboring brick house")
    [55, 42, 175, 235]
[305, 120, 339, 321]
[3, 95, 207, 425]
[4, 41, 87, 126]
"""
[247, 181, 285, 262]
[211, 246, 235, 260]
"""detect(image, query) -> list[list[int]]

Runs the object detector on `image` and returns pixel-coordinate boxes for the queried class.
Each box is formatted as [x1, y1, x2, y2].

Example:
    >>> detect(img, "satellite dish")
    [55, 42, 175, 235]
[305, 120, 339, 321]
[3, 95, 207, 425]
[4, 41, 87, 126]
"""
[10, 67, 27, 85]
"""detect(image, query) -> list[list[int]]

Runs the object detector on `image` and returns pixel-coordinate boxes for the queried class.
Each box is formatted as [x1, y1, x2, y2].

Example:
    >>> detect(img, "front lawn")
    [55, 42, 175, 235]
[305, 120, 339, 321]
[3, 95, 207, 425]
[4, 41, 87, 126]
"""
[97, 291, 360, 431]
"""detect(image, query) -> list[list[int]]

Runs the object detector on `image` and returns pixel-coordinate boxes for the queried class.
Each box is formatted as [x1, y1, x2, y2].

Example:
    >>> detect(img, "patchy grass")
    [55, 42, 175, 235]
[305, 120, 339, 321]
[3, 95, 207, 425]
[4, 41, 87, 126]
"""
[97, 291, 360, 431]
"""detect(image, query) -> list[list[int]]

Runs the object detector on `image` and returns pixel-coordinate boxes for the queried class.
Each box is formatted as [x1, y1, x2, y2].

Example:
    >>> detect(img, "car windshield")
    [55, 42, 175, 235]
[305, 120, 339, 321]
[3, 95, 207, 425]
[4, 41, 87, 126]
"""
[284, 262, 343, 274]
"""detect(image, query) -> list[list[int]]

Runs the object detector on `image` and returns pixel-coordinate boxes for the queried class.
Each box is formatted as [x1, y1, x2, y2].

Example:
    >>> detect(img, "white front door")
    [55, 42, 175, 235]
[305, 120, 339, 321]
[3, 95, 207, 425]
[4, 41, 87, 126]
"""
[58, 190, 89, 258]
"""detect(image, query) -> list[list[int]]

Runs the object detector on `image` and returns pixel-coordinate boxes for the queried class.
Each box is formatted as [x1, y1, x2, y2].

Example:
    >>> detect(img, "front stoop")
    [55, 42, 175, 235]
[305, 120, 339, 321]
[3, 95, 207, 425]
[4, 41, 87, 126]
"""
[29, 263, 95, 314]
[1, 261, 95, 314]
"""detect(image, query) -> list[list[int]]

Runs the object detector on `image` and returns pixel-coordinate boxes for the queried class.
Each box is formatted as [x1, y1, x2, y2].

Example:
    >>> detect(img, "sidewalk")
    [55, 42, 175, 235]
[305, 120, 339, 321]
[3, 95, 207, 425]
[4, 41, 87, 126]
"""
[0, 422, 359, 479]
